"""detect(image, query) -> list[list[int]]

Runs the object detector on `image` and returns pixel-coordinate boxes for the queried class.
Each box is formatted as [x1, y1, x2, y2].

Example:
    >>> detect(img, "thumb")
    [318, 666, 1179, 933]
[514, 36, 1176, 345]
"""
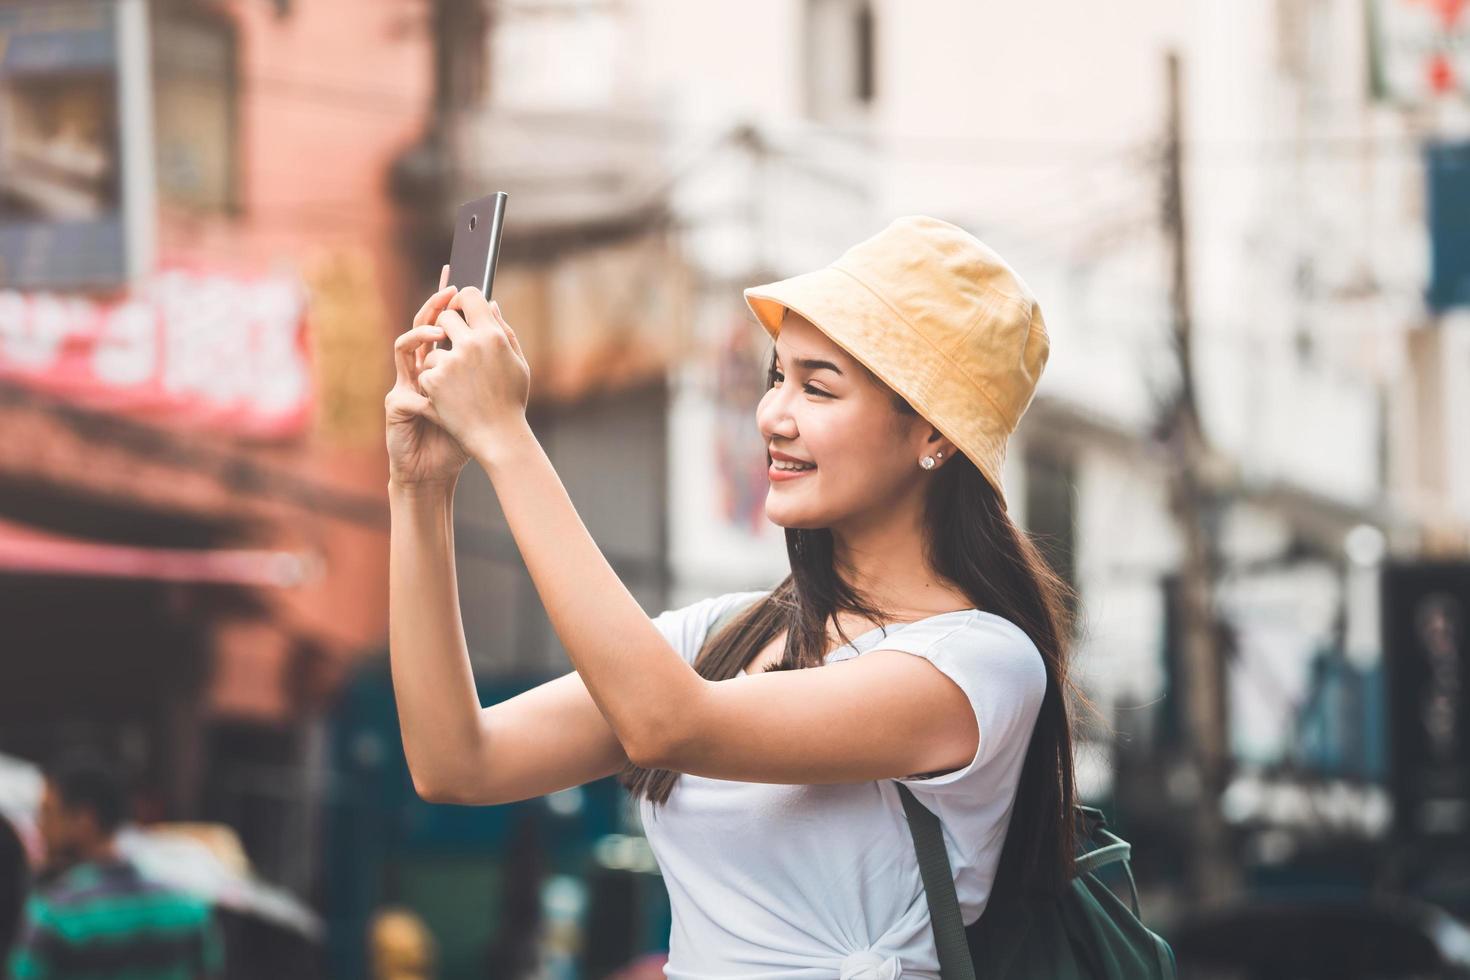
[408, 382, 455, 432]
[419, 396, 452, 432]
[388, 384, 445, 427]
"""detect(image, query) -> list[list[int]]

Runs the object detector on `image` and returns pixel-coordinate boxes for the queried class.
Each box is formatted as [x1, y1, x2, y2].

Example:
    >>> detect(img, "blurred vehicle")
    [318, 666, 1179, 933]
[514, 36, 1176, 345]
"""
[1172, 894, 1470, 979]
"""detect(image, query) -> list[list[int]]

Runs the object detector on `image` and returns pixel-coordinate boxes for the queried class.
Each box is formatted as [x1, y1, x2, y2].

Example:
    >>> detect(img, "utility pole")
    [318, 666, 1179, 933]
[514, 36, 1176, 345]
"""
[430, 0, 487, 132]
[428, 0, 489, 205]
[1160, 50, 1240, 903]
[389, 0, 489, 275]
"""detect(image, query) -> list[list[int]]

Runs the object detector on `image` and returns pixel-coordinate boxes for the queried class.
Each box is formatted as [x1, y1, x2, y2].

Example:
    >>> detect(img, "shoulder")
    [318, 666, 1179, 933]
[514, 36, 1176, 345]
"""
[650, 588, 773, 664]
[47, 860, 207, 915]
[873, 610, 1046, 689]
[873, 611, 1049, 793]
[35, 862, 104, 908]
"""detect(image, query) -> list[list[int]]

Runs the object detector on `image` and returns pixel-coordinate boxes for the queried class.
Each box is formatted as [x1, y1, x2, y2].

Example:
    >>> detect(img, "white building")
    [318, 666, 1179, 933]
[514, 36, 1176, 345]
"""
[467, 0, 1466, 806]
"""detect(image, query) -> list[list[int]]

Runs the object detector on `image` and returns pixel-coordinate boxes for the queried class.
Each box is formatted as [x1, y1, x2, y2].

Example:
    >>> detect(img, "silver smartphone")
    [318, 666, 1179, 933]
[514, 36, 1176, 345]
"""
[443, 192, 507, 349]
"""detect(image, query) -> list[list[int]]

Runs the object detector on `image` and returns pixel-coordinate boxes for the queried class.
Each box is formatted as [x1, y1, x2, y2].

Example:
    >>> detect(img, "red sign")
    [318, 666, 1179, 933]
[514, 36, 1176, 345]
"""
[1372, 0, 1470, 101]
[0, 268, 312, 437]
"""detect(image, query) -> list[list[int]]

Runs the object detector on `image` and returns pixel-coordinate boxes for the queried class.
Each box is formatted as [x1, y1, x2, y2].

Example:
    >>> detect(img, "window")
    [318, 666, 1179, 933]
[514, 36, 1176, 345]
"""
[1023, 448, 1078, 605]
[804, 0, 876, 124]
[151, 5, 239, 213]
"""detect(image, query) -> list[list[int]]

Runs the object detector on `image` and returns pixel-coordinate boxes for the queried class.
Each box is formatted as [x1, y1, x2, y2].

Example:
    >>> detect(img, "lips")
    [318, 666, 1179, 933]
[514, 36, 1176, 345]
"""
[769, 460, 817, 481]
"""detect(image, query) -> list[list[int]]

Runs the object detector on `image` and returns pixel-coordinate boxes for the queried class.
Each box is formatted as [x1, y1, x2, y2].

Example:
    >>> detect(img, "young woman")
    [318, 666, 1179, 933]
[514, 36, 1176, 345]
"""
[386, 215, 1082, 979]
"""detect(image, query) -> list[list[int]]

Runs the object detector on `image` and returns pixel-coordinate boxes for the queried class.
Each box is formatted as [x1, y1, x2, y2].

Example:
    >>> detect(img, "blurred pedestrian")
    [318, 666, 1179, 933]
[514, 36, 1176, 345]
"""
[5, 751, 223, 980]
[368, 906, 436, 980]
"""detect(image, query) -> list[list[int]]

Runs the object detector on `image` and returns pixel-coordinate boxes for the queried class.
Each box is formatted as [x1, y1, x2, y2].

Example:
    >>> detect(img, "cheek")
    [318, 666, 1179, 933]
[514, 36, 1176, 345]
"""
[811, 408, 889, 460]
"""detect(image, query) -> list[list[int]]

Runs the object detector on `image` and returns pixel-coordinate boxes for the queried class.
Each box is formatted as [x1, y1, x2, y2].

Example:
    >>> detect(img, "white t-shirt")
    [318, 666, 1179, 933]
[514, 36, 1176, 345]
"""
[639, 589, 1049, 980]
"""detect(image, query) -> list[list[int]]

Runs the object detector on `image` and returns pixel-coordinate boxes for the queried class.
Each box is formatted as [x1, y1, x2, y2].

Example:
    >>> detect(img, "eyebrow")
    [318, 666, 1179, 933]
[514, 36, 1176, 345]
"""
[774, 354, 846, 377]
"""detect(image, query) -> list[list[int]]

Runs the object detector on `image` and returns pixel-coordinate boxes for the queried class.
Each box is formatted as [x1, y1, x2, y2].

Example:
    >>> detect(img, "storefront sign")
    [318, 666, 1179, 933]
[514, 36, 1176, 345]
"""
[0, 267, 311, 436]
[1383, 560, 1470, 847]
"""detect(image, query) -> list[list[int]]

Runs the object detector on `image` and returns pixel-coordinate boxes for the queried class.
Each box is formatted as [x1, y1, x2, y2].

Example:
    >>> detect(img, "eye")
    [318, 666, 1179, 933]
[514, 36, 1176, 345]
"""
[771, 369, 833, 398]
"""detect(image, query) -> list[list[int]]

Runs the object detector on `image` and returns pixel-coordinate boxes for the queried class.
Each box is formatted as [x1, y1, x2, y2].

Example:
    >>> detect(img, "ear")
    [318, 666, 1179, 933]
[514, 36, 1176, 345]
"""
[925, 429, 956, 465]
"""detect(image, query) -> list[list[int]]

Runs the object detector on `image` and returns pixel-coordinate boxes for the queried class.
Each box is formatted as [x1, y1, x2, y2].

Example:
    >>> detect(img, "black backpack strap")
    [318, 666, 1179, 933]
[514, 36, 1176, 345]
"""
[897, 782, 977, 980]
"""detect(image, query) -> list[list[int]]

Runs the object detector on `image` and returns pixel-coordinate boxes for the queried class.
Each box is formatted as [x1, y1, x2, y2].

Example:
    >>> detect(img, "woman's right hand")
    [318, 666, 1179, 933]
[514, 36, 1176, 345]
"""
[386, 266, 469, 491]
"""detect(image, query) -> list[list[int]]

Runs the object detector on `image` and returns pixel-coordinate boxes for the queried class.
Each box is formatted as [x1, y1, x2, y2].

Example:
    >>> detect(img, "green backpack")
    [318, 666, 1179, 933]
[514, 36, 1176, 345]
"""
[701, 598, 1178, 979]
[898, 782, 1176, 979]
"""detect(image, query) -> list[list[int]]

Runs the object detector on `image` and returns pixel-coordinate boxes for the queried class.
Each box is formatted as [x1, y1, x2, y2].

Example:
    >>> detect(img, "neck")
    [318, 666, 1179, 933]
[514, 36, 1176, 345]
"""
[65, 838, 119, 869]
[828, 500, 960, 618]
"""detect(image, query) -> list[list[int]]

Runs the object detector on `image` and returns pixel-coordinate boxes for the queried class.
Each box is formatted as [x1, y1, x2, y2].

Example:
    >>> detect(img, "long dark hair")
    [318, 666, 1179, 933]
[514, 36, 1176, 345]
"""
[619, 346, 1093, 896]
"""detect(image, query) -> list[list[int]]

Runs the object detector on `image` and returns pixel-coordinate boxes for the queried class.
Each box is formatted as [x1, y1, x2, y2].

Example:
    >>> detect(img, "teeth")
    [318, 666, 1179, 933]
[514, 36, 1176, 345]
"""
[774, 461, 815, 471]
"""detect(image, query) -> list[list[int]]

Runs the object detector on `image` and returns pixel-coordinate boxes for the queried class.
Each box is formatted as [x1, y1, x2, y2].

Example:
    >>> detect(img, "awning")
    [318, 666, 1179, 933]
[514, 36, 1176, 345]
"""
[0, 517, 310, 587]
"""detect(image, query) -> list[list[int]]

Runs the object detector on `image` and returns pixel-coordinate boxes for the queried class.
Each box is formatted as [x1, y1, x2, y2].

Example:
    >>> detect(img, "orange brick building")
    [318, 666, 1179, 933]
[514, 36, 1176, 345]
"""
[0, 0, 434, 892]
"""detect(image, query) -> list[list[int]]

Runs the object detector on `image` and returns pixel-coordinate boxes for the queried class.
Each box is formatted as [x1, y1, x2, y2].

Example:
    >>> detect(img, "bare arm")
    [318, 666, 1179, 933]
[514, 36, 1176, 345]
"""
[388, 480, 629, 804]
[388, 273, 632, 805]
[386, 479, 484, 801]
[645, 650, 978, 783]
[416, 287, 990, 788]
[466, 669, 630, 804]
[460, 418, 982, 782]
[388, 271, 632, 805]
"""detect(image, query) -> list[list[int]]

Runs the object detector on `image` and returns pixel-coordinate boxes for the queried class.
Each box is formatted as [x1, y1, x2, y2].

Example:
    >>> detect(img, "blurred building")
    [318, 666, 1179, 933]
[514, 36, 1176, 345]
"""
[0, 0, 434, 900]
[2, 0, 1467, 971]
[438, 0, 1470, 914]
[388, 0, 700, 682]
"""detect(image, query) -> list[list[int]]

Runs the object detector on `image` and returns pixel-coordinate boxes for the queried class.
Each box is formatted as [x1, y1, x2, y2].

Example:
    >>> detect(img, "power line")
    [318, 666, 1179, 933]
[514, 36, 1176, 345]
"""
[227, 70, 1451, 164]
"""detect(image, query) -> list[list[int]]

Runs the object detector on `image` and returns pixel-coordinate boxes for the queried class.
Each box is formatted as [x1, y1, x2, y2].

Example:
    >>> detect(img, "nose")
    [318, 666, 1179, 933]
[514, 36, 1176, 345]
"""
[756, 381, 798, 445]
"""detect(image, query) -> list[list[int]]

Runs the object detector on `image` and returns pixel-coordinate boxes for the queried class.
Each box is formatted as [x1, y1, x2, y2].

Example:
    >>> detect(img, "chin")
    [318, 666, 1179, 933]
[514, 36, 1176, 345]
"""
[764, 499, 826, 531]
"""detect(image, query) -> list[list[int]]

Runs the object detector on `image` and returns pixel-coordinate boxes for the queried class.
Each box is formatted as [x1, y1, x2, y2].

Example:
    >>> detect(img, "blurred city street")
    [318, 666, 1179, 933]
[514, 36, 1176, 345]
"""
[2, 0, 1470, 977]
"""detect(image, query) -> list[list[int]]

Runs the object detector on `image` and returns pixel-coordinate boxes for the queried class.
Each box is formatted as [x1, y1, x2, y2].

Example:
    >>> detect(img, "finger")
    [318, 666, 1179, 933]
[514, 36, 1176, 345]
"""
[387, 383, 454, 431]
[395, 324, 446, 354]
[434, 307, 472, 349]
[394, 324, 446, 385]
[395, 326, 444, 387]
[448, 286, 494, 331]
[386, 385, 428, 417]
[413, 285, 458, 329]
[439, 264, 450, 291]
[422, 347, 446, 372]
[418, 392, 449, 429]
[489, 300, 523, 359]
[412, 292, 454, 332]
[386, 385, 435, 426]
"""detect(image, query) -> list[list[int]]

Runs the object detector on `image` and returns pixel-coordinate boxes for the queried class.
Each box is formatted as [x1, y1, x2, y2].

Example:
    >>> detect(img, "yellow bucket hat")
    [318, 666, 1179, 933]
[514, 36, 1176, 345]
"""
[743, 215, 1050, 511]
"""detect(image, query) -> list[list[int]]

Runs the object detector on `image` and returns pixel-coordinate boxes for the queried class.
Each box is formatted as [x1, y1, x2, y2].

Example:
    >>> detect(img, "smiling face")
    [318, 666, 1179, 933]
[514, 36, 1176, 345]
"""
[756, 311, 952, 532]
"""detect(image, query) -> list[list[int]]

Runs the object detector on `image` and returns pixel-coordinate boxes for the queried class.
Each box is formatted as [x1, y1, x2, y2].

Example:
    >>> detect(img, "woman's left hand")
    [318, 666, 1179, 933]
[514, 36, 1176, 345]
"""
[419, 287, 531, 455]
